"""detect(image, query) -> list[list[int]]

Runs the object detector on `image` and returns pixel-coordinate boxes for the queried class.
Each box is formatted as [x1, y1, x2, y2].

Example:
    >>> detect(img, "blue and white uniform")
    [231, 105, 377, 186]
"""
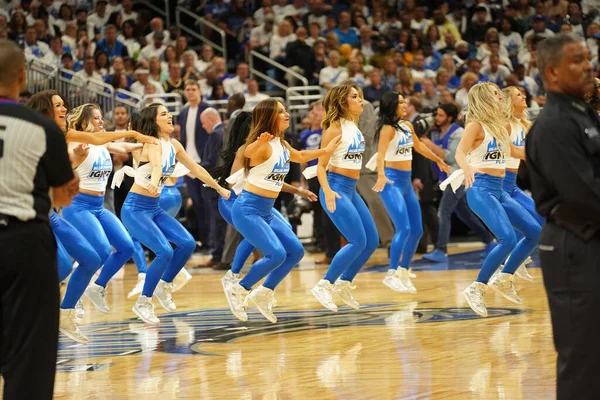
[319, 119, 379, 283]
[466, 123, 541, 282]
[503, 122, 544, 226]
[62, 144, 135, 290]
[121, 139, 196, 299]
[232, 138, 304, 291]
[378, 122, 423, 273]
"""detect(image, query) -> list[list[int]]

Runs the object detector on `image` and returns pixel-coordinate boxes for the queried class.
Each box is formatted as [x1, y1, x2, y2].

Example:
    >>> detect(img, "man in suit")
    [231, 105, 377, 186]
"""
[179, 80, 212, 249]
[198, 108, 227, 267]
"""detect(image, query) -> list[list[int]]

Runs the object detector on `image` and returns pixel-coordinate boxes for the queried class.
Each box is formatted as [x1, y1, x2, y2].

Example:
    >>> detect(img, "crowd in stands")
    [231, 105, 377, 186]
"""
[4, 0, 600, 265]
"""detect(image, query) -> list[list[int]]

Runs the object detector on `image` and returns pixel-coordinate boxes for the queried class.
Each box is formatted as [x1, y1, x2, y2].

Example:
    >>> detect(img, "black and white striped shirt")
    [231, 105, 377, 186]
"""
[0, 102, 73, 223]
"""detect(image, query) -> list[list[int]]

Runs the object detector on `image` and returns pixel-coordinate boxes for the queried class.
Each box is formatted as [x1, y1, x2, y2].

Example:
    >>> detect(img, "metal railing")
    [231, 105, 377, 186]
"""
[285, 86, 324, 133]
[175, 6, 227, 64]
[248, 50, 309, 93]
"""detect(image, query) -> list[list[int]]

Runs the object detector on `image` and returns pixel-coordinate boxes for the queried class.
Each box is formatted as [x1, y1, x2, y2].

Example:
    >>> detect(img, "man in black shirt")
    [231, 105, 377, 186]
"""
[0, 39, 78, 400]
[526, 33, 600, 400]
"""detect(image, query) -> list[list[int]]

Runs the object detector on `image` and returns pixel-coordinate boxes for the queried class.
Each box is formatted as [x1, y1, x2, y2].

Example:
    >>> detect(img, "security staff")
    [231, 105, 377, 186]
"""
[526, 33, 600, 400]
[0, 40, 78, 399]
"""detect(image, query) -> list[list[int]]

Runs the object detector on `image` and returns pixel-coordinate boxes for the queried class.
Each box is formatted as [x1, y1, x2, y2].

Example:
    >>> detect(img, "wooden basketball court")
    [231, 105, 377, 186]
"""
[52, 245, 556, 399]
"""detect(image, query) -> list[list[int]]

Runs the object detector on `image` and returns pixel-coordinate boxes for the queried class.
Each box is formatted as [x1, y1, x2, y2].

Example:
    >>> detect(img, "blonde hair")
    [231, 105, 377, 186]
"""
[322, 83, 363, 131]
[502, 86, 531, 134]
[465, 82, 510, 151]
[67, 103, 101, 133]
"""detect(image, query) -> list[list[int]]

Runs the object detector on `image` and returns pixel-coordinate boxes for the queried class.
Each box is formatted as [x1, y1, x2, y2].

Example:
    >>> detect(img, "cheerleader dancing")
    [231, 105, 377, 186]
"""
[453, 83, 541, 317]
[371, 91, 450, 293]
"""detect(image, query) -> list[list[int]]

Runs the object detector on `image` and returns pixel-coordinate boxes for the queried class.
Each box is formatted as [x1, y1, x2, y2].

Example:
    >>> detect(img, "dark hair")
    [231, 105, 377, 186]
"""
[374, 91, 402, 143]
[26, 90, 67, 120]
[137, 104, 162, 138]
[213, 111, 252, 186]
[536, 33, 581, 85]
[437, 102, 459, 123]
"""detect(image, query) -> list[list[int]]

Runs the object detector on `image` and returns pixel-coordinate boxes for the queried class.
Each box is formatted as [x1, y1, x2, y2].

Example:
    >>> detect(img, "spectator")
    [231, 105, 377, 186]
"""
[130, 68, 164, 96]
[380, 56, 397, 89]
[319, 50, 348, 89]
[148, 56, 167, 84]
[482, 54, 511, 87]
[411, 54, 437, 82]
[209, 81, 228, 100]
[87, 0, 109, 41]
[120, 0, 137, 22]
[421, 78, 439, 110]
[269, 19, 296, 60]
[61, 22, 77, 52]
[284, 25, 312, 78]
[454, 71, 478, 110]
[244, 78, 268, 109]
[42, 35, 66, 67]
[75, 55, 103, 83]
[465, 5, 494, 45]
[363, 69, 387, 107]
[524, 14, 555, 42]
[429, 9, 462, 42]
[212, 56, 231, 82]
[347, 57, 366, 87]
[8, 10, 27, 45]
[94, 49, 109, 76]
[24, 25, 50, 58]
[181, 50, 202, 81]
[161, 44, 178, 72]
[499, 17, 523, 60]
[195, 44, 214, 72]
[305, 21, 325, 47]
[253, 0, 272, 25]
[197, 107, 227, 268]
[144, 17, 170, 45]
[163, 61, 185, 97]
[334, 11, 358, 46]
[426, 24, 447, 52]
[139, 31, 166, 61]
[223, 62, 249, 96]
[118, 20, 140, 60]
[95, 24, 128, 61]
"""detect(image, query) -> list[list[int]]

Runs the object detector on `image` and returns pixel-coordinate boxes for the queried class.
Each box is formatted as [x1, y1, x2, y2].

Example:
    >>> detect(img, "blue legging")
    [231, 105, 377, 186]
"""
[130, 185, 184, 274]
[62, 193, 135, 288]
[380, 168, 423, 270]
[55, 233, 72, 283]
[232, 190, 304, 290]
[219, 191, 292, 274]
[466, 173, 541, 283]
[320, 172, 379, 283]
[49, 211, 102, 309]
[503, 170, 545, 226]
[121, 192, 196, 297]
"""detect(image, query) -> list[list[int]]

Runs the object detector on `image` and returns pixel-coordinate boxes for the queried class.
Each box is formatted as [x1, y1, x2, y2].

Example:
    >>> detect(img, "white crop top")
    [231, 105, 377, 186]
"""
[329, 119, 365, 170]
[384, 122, 413, 162]
[134, 138, 177, 193]
[467, 123, 507, 170]
[506, 121, 525, 169]
[75, 145, 113, 192]
[246, 138, 290, 192]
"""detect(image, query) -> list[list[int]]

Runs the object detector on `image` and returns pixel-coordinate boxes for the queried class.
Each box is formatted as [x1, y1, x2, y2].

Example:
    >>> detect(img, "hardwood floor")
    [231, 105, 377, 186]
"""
[51, 245, 556, 399]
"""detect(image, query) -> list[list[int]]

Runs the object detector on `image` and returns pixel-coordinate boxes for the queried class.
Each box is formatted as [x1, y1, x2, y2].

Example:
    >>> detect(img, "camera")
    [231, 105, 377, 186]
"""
[413, 113, 435, 136]
[286, 195, 312, 226]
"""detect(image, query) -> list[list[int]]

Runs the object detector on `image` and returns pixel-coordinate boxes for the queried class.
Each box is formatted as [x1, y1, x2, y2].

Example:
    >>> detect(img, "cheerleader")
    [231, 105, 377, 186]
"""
[455, 83, 541, 317]
[501, 86, 545, 281]
[371, 91, 450, 293]
[122, 104, 230, 325]
[213, 111, 317, 312]
[311, 83, 378, 312]
[26, 91, 155, 343]
[224, 99, 339, 323]
[62, 104, 144, 314]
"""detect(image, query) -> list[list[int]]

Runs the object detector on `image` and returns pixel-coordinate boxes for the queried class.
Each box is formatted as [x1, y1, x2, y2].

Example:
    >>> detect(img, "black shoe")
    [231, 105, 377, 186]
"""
[213, 262, 230, 271]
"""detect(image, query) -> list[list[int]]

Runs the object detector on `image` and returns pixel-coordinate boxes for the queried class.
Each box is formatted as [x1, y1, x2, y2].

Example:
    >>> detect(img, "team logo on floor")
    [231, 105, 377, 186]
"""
[57, 304, 526, 371]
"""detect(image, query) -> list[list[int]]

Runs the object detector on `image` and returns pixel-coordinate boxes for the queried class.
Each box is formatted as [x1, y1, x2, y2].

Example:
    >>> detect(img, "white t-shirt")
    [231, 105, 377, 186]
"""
[244, 92, 269, 109]
[223, 76, 248, 96]
[319, 66, 348, 87]
[185, 106, 201, 163]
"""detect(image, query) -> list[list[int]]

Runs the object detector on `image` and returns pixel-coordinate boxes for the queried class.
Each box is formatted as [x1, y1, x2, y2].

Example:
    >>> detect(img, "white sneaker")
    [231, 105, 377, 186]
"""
[489, 272, 523, 304]
[227, 283, 250, 322]
[396, 268, 417, 293]
[127, 273, 146, 299]
[171, 268, 193, 293]
[515, 263, 533, 282]
[221, 270, 241, 296]
[311, 279, 338, 312]
[245, 285, 277, 323]
[133, 295, 160, 325]
[333, 279, 360, 310]
[84, 282, 110, 313]
[408, 268, 417, 279]
[155, 280, 176, 312]
[464, 282, 489, 317]
[382, 269, 408, 293]
[75, 299, 85, 320]
[59, 309, 89, 344]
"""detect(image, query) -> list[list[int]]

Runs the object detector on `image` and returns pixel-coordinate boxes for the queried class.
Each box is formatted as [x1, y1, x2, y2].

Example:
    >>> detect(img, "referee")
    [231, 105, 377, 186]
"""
[526, 33, 600, 399]
[0, 40, 78, 399]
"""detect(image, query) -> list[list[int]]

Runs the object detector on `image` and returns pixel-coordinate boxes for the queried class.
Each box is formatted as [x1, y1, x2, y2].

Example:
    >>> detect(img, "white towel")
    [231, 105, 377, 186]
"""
[302, 165, 318, 179]
[439, 169, 465, 193]
[226, 169, 246, 195]
[365, 153, 378, 171]
[111, 166, 136, 189]
[171, 163, 190, 178]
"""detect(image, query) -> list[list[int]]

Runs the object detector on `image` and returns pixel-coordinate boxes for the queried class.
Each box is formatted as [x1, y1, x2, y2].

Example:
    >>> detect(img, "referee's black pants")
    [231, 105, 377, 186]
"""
[0, 220, 59, 400]
[539, 222, 600, 400]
